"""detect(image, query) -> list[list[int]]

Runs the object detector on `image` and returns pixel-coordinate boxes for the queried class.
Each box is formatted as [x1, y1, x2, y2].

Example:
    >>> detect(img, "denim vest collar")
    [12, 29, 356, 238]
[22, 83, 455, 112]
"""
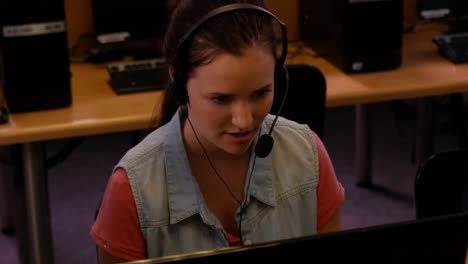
[164, 108, 276, 226]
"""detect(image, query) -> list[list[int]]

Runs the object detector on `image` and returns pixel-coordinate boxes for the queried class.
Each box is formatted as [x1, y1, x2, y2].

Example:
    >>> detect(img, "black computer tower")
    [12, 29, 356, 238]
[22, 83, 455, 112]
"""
[0, 0, 72, 113]
[299, 0, 403, 74]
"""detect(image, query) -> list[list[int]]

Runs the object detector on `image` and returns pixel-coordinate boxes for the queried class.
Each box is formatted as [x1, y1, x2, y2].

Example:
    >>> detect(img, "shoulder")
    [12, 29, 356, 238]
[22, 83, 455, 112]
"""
[267, 114, 316, 153]
[117, 125, 171, 171]
[268, 114, 319, 173]
[266, 115, 321, 199]
[266, 114, 312, 137]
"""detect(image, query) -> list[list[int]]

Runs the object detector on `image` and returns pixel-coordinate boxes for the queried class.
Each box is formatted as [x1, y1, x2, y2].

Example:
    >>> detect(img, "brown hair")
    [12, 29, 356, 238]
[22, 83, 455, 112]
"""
[152, 0, 277, 128]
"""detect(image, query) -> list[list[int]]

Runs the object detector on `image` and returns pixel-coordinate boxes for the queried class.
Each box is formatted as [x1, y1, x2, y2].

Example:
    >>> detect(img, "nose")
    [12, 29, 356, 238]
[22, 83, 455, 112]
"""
[231, 102, 254, 130]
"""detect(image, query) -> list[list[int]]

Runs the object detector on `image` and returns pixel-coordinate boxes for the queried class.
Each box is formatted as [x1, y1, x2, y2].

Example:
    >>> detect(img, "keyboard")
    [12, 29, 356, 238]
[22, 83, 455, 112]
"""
[107, 58, 169, 94]
[432, 32, 468, 64]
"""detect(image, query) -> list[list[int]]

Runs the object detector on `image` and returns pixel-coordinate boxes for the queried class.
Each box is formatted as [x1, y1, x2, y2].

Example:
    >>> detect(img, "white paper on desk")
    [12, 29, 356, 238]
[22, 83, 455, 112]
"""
[2, 21, 65, 38]
[421, 9, 450, 19]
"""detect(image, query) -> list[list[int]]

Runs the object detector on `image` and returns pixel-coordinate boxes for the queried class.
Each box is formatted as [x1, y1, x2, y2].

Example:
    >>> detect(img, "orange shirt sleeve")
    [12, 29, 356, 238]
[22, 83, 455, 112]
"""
[91, 168, 146, 260]
[312, 131, 345, 229]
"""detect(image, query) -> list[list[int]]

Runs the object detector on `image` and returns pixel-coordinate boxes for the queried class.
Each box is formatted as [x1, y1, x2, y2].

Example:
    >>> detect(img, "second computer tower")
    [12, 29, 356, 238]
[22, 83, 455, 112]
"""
[299, 0, 403, 74]
[0, 0, 72, 113]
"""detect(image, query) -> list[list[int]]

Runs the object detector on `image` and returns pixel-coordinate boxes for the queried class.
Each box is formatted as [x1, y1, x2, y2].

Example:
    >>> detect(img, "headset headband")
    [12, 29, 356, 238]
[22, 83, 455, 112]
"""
[176, 3, 288, 66]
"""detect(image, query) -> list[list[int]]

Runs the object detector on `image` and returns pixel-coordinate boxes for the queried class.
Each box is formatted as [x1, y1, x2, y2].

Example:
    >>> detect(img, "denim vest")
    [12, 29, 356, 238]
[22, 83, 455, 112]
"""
[116, 109, 319, 258]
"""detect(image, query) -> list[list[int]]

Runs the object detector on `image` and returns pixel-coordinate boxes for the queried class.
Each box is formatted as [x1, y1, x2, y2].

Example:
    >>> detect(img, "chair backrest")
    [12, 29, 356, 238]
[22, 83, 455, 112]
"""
[271, 64, 327, 138]
[414, 149, 468, 219]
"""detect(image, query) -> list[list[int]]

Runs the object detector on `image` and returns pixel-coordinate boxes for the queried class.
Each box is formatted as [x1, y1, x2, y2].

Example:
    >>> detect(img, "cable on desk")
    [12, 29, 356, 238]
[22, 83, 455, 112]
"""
[287, 41, 320, 61]
[69, 32, 97, 62]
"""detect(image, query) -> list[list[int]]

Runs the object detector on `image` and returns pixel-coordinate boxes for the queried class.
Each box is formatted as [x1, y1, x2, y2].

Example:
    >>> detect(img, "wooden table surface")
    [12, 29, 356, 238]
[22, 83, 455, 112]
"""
[1, 23, 467, 145]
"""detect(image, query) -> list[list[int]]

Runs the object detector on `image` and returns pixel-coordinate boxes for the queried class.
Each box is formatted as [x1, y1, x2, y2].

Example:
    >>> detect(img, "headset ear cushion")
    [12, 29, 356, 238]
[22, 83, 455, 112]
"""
[169, 76, 176, 91]
[274, 63, 286, 86]
[170, 75, 188, 105]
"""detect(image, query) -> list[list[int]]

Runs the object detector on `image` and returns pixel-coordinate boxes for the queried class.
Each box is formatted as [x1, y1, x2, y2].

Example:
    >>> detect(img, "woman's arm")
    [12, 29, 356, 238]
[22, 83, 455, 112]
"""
[317, 210, 341, 234]
[312, 131, 345, 234]
[91, 168, 147, 261]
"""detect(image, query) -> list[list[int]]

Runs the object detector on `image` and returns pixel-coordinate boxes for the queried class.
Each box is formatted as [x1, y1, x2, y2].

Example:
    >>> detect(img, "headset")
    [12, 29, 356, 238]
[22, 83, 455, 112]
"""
[170, 3, 289, 158]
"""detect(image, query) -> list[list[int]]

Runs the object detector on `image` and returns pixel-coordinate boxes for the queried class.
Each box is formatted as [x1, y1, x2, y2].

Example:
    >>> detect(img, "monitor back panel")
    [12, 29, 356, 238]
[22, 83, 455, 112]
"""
[127, 212, 468, 264]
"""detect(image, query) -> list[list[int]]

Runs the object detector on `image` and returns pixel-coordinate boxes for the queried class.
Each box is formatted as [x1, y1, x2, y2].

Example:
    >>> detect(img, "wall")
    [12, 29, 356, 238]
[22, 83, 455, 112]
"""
[404, 0, 418, 30]
[64, 0, 300, 48]
[65, 0, 94, 49]
[64, 0, 417, 49]
[266, 0, 299, 41]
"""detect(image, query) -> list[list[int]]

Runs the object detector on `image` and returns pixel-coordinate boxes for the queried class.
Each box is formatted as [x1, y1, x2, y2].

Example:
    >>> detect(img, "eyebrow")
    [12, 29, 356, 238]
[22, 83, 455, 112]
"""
[206, 83, 273, 96]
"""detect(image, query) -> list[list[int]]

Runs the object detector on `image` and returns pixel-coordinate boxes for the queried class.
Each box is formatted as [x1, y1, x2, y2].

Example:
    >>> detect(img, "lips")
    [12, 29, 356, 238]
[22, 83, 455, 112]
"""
[230, 131, 252, 137]
[225, 129, 257, 144]
[227, 127, 257, 137]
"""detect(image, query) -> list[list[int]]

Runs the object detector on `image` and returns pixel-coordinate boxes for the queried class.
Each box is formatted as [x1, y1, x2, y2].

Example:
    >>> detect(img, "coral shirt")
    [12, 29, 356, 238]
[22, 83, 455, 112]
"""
[91, 132, 345, 260]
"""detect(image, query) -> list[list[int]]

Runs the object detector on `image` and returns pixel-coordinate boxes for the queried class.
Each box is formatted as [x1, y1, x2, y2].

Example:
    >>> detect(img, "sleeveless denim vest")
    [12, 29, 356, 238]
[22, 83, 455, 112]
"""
[115, 109, 319, 258]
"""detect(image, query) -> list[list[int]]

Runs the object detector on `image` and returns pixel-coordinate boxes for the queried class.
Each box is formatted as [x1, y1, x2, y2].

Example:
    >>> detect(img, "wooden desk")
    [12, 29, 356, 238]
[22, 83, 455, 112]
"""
[0, 62, 168, 264]
[351, 24, 468, 102]
[1, 22, 468, 264]
[0, 63, 162, 145]
[0, 64, 164, 264]
[346, 23, 468, 185]
[291, 23, 468, 185]
[290, 23, 468, 106]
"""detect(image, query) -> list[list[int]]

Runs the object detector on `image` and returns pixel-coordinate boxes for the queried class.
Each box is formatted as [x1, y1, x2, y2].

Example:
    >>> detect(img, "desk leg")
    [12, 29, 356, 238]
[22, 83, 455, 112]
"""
[0, 146, 15, 235]
[21, 142, 54, 264]
[355, 104, 373, 187]
[415, 98, 434, 164]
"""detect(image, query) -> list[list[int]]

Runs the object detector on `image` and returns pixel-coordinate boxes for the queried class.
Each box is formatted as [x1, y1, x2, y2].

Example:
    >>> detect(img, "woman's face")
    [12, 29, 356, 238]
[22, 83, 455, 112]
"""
[185, 45, 275, 156]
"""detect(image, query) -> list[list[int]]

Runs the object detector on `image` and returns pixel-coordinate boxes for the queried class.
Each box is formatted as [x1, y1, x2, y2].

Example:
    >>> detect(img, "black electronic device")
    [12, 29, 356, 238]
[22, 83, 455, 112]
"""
[91, 0, 168, 59]
[432, 32, 468, 63]
[169, 3, 288, 158]
[171, 3, 288, 106]
[122, 212, 468, 264]
[0, 106, 9, 124]
[298, 0, 403, 74]
[107, 58, 169, 94]
[417, 0, 468, 33]
[417, 0, 468, 63]
[0, 0, 72, 113]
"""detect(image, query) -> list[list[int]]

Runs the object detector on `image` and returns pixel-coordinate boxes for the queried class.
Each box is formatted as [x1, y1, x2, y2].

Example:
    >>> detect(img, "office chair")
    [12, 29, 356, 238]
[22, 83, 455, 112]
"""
[391, 93, 467, 164]
[272, 64, 327, 138]
[414, 149, 468, 219]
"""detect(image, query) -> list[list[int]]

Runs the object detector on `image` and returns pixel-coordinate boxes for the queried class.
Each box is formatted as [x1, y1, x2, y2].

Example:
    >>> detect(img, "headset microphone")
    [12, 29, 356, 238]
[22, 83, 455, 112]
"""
[172, 3, 290, 159]
[255, 65, 289, 158]
[255, 134, 274, 158]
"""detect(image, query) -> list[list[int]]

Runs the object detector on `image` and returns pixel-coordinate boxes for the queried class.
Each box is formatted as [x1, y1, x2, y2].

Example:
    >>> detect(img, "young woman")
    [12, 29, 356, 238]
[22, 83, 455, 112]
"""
[91, 0, 345, 263]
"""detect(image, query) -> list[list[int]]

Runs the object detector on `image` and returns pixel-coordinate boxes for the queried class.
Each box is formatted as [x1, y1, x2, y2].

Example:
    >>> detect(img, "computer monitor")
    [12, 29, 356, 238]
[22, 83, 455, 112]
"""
[121, 212, 468, 264]
[417, 0, 468, 33]
[92, 0, 167, 42]
[91, 0, 168, 59]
